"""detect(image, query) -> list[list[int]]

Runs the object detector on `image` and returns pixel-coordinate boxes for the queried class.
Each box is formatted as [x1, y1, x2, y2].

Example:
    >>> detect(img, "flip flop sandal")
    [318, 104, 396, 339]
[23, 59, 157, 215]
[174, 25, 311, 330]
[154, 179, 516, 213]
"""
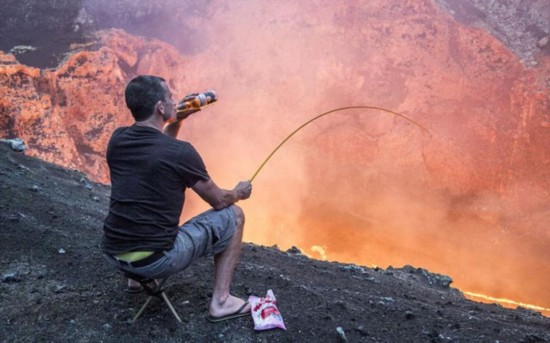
[206, 301, 250, 323]
[126, 284, 144, 293]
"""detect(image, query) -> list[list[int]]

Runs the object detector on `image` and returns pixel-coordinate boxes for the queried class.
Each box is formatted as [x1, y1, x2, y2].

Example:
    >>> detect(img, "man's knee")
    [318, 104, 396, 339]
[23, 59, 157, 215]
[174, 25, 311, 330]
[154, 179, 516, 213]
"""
[230, 204, 245, 228]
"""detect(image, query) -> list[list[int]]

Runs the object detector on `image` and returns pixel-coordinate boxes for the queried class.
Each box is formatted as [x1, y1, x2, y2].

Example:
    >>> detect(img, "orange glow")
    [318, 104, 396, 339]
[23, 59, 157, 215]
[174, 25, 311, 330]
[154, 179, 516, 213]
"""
[464, 291, 550, 317]
[2, 0, 548, 319]
[175, 0, 550, 317]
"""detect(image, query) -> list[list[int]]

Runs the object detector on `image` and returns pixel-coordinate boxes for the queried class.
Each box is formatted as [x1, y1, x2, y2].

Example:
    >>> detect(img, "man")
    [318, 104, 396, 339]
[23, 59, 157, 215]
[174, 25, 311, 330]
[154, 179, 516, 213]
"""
[102, 75, 252, 322]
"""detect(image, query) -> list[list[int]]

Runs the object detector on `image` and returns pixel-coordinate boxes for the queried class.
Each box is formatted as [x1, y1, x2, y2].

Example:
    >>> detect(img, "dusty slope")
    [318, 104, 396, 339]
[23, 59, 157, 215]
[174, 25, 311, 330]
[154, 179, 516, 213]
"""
[1, 143, 549, 342]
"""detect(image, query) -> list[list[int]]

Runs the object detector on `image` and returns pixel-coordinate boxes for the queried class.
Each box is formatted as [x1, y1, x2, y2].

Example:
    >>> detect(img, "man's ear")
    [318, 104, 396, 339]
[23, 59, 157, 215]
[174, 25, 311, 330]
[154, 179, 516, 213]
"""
[155, 100, 170, 120]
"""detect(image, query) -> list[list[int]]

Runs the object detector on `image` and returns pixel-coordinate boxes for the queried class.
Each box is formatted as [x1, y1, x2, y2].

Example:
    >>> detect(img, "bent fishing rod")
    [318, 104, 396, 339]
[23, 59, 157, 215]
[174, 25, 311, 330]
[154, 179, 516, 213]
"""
[249, 105, 431, 182]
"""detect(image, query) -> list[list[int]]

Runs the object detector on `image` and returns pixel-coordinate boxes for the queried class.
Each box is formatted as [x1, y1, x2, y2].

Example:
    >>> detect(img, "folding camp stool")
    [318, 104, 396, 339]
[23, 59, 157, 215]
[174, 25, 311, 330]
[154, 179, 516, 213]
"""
[124, 272, 182, 323]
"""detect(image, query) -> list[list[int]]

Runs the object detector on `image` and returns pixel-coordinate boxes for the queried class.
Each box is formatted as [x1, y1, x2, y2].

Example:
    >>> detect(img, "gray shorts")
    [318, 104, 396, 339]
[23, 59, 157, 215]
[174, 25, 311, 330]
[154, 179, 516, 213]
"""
[106, 206, 238, 279]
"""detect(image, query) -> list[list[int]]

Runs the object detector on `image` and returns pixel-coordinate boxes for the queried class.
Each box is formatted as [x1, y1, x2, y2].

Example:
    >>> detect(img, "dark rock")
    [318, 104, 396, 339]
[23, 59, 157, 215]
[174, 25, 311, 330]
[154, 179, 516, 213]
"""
[521, 333, 546, 343]
[30, 185, 41, 192]
[336, 326, 347, 342]
[403, 266, 453, 288]
[286, 246, 302, 254]
[405, 311, 415, 320]
[0, 138, 26, 152]
[2, 272, 22, 283]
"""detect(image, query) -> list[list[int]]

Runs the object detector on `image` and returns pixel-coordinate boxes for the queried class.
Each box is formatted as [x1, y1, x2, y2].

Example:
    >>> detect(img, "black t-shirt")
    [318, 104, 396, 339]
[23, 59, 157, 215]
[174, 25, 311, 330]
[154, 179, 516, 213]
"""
[102, 125, 209, 255]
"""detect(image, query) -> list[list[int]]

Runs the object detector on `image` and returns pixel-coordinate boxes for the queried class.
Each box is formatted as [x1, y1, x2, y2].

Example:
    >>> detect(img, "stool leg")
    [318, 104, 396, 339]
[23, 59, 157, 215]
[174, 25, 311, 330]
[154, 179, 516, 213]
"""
[133, 295, 154, 322]
[161, 292, 183, 323]
[130, 278, 182, 323]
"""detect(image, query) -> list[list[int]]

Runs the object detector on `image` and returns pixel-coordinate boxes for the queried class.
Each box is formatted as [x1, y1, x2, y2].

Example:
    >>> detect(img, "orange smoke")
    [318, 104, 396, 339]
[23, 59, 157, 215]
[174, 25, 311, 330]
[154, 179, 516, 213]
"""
[173, 0, 550, 315]
[3, 0, 547, 317]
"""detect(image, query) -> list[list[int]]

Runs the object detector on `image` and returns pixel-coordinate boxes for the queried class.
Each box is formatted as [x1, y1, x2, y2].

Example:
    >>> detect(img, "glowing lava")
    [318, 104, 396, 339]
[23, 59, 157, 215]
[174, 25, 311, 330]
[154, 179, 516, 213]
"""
[464, 291, 550, 316]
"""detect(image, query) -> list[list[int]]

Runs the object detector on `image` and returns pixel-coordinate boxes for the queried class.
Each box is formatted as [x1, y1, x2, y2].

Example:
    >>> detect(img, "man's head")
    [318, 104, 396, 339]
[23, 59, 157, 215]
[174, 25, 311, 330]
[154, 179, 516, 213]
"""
[125, 75, 174, 122]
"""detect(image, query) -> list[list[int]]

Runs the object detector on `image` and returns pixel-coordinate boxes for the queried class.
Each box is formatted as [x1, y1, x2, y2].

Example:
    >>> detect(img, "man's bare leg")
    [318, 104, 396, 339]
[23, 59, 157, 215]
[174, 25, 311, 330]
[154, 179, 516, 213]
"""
[208, 205, 250, 317]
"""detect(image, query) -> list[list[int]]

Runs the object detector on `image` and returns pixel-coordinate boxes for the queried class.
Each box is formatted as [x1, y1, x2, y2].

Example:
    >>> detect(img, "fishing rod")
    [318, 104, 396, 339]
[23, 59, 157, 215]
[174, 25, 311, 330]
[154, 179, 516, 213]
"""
[249, 105, 430, 182]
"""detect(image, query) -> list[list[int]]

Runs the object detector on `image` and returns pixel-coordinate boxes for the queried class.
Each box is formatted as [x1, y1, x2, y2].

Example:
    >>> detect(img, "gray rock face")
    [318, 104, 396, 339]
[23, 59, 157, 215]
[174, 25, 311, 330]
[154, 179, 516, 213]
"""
[434, 0, 550, 65]
[2, 1, 549, 68]
[0, 0, 210, 68]
[0, 0, 85, 67]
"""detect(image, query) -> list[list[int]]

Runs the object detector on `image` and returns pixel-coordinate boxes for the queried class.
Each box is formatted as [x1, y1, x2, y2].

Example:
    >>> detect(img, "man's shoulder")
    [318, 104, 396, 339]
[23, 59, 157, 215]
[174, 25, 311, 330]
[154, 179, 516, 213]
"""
[163, 138, 205, 164]
[168, 138, 199, 155]
[159, 133, 192, 147]
[110, 126, 131, 138]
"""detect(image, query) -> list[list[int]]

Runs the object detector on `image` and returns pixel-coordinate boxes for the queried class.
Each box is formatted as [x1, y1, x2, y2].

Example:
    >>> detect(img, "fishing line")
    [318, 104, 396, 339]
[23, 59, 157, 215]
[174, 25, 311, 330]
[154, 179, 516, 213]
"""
[250, 105, 430, 182]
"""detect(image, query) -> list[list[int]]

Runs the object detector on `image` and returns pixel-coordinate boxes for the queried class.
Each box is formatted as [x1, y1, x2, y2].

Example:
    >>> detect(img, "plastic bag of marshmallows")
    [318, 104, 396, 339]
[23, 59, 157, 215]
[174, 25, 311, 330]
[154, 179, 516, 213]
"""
[248, 289, 286, 331]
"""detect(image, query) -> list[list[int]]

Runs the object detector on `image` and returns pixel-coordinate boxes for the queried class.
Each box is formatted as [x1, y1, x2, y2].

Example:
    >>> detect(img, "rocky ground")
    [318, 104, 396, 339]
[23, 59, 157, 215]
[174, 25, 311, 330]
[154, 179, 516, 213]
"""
[1, 142, 550, 342]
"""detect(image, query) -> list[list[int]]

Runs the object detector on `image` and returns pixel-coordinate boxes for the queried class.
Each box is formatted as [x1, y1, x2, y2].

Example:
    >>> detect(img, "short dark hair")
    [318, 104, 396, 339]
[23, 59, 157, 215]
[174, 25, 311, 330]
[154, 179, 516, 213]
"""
[124, 75, 167, 121]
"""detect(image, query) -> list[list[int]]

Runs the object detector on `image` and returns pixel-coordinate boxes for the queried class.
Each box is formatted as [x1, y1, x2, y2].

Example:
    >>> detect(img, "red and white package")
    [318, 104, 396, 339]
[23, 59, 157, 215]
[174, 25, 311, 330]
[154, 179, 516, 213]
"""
[248, 289, 286, 331]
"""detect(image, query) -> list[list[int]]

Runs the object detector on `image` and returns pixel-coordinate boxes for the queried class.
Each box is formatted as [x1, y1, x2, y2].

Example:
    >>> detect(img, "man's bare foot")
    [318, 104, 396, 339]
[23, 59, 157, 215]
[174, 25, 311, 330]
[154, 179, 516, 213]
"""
[209, 294, 250, 318]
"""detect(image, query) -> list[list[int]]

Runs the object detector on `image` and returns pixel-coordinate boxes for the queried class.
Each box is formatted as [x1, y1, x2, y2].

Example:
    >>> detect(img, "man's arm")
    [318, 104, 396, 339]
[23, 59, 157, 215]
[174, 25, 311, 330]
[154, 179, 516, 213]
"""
[164, 120, 183, 138]
[164, 93, 201, 138]
[192, 179, 252, 210]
